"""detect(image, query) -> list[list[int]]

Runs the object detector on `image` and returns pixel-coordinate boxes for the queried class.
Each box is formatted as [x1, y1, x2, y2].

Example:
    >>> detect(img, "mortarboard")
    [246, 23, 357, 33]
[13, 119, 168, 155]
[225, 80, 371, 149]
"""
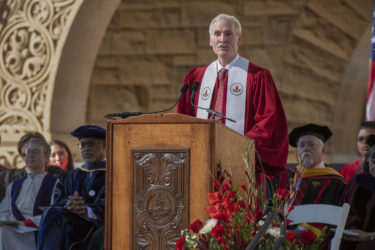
[289, 123, 332, 147]
[71, 125, 106, 140]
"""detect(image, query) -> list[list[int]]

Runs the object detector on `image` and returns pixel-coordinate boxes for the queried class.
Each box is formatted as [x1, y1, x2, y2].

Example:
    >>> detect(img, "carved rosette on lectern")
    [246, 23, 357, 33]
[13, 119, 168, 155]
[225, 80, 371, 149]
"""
[132, 150, 189, 249]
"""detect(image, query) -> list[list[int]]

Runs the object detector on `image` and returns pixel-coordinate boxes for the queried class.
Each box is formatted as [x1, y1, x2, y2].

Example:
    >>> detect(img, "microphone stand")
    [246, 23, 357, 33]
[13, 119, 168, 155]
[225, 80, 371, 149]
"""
[104, 84, 190, 119]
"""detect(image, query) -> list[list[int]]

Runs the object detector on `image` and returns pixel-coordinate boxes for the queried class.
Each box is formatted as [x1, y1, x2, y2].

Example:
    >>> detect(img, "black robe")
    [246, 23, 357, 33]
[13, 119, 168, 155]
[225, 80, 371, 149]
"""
[37, 161, 105, 250]
[339, 173, 375, 250]
[272, 167, 346, 206]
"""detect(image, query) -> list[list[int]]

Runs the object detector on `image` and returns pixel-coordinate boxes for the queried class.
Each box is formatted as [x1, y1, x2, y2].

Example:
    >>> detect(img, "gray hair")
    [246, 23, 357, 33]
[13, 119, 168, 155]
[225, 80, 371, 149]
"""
[209, 14, 242, 36]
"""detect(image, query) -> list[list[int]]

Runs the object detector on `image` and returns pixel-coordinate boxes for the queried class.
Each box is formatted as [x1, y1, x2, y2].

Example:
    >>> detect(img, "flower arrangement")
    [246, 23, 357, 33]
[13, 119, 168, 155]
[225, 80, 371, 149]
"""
[176, 148, 327, 249]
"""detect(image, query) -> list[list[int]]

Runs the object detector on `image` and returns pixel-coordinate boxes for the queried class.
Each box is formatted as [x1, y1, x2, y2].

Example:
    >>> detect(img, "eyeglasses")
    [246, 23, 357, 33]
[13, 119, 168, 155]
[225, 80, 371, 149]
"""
[358, 136, 366, 143]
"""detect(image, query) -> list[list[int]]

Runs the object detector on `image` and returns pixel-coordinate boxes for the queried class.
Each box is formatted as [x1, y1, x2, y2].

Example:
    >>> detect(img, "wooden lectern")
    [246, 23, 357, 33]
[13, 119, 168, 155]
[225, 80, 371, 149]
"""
[105, 113, 254, 249]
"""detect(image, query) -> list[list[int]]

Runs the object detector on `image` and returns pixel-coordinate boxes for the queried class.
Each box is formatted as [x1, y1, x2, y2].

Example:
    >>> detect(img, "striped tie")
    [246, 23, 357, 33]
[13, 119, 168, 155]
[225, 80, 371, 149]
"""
[213, 68, 228, 121]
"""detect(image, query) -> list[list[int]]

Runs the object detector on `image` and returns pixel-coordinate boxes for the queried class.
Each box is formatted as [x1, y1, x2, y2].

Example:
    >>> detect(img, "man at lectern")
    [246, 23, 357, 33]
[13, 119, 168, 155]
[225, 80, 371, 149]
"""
[37, 125, 106, 250]
[177, 13, 288, 179]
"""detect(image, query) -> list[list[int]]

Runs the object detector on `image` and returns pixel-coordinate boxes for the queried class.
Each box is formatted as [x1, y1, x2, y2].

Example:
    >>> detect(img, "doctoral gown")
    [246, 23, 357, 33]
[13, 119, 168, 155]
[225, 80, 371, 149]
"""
[273, 167, 347, 206]
[340, 173, 375, 249]
[177, 60, 288, 177]
[37, 161, 105, 250]
[0, 173, 57, 250]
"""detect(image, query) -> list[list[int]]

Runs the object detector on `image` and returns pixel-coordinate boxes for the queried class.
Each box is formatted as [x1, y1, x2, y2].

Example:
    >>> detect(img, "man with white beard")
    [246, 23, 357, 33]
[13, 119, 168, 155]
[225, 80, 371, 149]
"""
[273, 123, 346, 206]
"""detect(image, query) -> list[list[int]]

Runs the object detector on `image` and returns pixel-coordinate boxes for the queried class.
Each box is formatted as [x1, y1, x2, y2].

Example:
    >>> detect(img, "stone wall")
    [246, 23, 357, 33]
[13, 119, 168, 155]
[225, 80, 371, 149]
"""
[87, 0, 372, 163]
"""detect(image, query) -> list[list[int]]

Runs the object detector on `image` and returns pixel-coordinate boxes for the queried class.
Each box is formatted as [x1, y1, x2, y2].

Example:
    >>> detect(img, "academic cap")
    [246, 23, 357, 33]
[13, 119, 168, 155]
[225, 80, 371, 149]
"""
[71, 125, 106, 140]
[289, 123, 332, 147]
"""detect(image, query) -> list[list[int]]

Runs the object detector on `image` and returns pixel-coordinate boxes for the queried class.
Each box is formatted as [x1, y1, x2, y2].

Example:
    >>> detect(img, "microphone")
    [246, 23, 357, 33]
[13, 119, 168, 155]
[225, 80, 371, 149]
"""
[104, 83, 190, 119]
[190, 81, 236, 123]
[104, 112, 143, 119]
[191, 81, 200, 105]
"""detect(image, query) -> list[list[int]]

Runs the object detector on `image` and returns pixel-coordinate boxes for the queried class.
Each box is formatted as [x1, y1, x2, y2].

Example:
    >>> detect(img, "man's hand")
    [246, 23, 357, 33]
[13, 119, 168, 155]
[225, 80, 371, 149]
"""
[66, 191, 88, 217]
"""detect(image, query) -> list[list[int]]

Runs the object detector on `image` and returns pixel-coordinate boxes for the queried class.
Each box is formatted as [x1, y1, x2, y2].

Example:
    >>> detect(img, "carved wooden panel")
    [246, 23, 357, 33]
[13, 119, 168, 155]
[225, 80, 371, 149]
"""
[132, 149, 189, 250]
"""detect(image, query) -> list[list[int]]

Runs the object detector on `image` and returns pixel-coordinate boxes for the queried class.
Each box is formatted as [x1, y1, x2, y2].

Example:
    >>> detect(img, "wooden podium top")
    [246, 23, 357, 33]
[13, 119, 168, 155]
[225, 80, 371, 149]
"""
[108, 113, 249, 141]
[109, 113, 209, 124]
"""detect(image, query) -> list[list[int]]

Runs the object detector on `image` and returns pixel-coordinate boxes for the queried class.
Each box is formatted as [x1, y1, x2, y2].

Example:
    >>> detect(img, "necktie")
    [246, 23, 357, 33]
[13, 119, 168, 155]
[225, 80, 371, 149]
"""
[213, 68, 228, 121]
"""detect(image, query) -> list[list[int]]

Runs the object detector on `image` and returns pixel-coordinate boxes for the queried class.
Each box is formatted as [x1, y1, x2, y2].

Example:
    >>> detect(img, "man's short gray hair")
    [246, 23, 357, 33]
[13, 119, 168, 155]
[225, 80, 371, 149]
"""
[209, 14, 242, 36]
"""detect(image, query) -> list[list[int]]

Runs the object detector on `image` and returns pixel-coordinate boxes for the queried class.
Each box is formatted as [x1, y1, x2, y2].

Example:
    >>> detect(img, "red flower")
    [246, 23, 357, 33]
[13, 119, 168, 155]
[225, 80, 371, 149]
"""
[227, 201, 238, 213]
[223, 207, 233, 223]
[286, 231, 297, 243]
[207, 192, 220, 205]
[224, 190, 236, 201]
[241, 184, 247, 191]
[238, 200, 245, 209]
[206, 204, 221, 218]
[214, 180, 220, 190]
[221, 183, 229, 193]
[300, 230, 316, 245]
[214, 213, 224, 221]
[176, 236, 186, 250]
[188, 219, 203, 233]
[220, 176, 225, 184]
[224, 170, 230, 177]
[276, 188, 289, 200]
[218, 237, 226, 244]
[252, 210, 263, 222]
[211, 224, 225, 240]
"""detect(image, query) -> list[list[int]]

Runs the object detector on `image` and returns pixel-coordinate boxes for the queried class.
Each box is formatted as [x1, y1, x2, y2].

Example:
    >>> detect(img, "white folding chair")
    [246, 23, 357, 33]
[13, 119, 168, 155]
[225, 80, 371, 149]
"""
[287, 203, 350, 250]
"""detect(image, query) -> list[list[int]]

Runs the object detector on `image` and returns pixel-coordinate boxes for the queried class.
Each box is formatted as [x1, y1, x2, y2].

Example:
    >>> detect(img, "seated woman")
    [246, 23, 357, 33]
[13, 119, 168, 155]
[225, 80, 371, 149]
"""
[49, 140, 74, 172]
[340, 146, 375, 249]
[0, 138, 58, 250]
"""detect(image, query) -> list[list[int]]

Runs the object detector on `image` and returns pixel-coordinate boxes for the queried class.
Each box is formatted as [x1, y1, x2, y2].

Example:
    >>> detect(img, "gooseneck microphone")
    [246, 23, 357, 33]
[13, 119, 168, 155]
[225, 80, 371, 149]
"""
[104, 83, 190, 119]
[190, 81, 236, 123]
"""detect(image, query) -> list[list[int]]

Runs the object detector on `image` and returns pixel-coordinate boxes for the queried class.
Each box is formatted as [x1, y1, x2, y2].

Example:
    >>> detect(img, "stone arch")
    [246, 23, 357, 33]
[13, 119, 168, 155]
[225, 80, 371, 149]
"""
[0, 0, 120, 167]
[50, 0, 121, 160]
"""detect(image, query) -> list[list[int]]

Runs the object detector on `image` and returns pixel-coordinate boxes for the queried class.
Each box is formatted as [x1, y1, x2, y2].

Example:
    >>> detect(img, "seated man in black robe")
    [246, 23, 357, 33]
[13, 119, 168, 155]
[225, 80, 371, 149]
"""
[339, 144, 375, 249]
[37, 125, 106, 250]
[273, 123, 346, 206]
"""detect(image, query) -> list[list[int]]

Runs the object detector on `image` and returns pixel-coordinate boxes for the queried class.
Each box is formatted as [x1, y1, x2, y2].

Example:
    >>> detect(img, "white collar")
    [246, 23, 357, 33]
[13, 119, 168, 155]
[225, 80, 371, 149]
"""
[217, 54, 240, 72]
[312, 161, 325, 169]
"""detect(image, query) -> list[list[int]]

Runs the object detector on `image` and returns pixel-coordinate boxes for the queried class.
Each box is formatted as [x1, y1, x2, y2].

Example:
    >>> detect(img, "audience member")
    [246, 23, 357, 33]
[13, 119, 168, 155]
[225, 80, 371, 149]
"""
[339, 146, 375, 249]
[339, 121, 375, 182]
[0, 137, 58, 249]
[37, 125, 106, 250]
[0, 132, 45, 201]
[0, 132, 65, 202]
[273, 124, 346, 206]
[49, 140, 74, 171]
[177, 13, 288, 179]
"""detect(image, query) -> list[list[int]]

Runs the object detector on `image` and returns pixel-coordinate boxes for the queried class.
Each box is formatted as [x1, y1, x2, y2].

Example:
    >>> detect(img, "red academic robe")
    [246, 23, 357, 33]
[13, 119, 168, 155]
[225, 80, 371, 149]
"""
[339, 159, 363, 183]
[177, 62, 288, 177]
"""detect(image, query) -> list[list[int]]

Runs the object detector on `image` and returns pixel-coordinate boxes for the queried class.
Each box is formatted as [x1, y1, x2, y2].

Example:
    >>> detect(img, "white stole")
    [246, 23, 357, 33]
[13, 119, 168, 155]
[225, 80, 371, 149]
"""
[197, 56, 249, 135]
